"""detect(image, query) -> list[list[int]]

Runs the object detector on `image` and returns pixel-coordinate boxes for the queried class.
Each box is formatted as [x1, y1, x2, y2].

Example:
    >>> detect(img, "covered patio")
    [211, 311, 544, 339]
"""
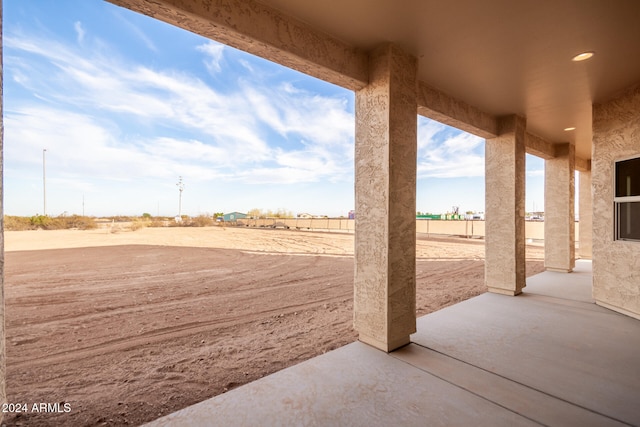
[1, 1, 639, 424]
[97, 0, 640, 349]
[148, 260, 639, 426]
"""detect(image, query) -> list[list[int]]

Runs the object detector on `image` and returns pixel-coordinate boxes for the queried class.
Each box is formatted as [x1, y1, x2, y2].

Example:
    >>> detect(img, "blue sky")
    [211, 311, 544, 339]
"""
[3, 0, 546, 217]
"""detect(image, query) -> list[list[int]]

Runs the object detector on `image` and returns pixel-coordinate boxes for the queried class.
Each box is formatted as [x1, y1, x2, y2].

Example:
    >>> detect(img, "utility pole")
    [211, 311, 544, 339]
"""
[43, 149, 47, 216]
[176, 176, 185, 218]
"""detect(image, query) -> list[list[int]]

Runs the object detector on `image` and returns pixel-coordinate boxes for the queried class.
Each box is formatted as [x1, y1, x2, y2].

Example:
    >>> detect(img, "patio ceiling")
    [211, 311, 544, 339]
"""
[259, 0, 640, 160]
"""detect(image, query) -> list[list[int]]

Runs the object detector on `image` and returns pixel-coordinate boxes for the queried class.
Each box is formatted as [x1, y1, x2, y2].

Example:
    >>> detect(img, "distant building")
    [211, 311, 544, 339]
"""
[416, 214, 442, 220]
[526, 212, 545, 221]
[465, 212, 485, 220]
[222, 212, 247, 222]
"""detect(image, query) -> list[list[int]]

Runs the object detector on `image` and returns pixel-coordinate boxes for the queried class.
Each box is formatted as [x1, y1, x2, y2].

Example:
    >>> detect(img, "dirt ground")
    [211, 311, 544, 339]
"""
[2, 227, 545, 426]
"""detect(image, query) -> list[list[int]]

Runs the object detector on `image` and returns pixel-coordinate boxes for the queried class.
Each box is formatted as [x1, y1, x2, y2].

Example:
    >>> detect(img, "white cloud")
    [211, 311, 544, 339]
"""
[417, 118, 485, 178]
[4, 29, 355, 190]
[417, 119, 446, 150]
[6, 107, 157, 178]
[111, 10, 158, 52]
[242, 84, 288, 134]
[196, 41, 225, 74]
[74, 21, 85, 44]
[241, 80, 354, 152]
[4, 106, 232, 185]
[234, 167, 314, 184]
[526, 154, 545, 176]
[238, 59, 255, 73]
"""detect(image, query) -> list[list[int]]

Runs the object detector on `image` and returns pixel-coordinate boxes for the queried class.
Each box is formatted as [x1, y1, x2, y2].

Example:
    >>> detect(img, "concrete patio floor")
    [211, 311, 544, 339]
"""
[147, 260, 640, 426]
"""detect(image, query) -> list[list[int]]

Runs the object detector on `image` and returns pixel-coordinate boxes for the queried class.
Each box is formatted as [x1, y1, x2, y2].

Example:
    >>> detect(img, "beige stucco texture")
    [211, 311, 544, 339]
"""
[484, 116, 526, 296]
[544, 143, 576, 272]
[354, 44, 417, 352]
[592, 85, 640, 320]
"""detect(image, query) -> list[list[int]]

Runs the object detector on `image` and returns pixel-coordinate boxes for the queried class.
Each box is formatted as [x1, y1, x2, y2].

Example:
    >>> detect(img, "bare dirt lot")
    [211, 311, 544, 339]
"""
[3, 227, 544, 426]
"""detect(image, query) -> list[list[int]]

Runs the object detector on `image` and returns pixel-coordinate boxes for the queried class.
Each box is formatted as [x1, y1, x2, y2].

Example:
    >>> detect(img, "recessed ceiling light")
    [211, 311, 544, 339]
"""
[564, 127, 576, 131]
[572, 52, 594, 62]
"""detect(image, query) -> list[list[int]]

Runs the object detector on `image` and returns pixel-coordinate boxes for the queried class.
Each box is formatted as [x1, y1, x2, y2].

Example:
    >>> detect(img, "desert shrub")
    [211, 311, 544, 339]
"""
[4, 215, 97, 230]
[168, 218, 183, 227]
[60, 215, 97, 230]
[148, 218, 169, 227]
[167, 215, 190, 227]
[164, 215, 214, 227]
[30, 215, 64, 230]
[36, 215, 97, 230]
[129, 219, 148, 231]
[4, 216, 34, 231]
[189, 215, 215, 227]
[105, 215, 135, 222]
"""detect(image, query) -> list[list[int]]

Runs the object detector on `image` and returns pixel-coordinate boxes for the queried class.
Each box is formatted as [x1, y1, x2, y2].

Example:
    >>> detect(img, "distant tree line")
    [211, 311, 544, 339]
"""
[4, 212, 228, 231]
[4, 214, 97, 231]
[246, 208, 294, 219]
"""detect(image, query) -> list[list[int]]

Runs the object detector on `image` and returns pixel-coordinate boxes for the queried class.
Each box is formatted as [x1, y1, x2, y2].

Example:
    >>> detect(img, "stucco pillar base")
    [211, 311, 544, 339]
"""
[546, 267, 573, 273]
[487, 287, 523, 296]
[359, 334, 410, 353]
[596, 301, 640, 321]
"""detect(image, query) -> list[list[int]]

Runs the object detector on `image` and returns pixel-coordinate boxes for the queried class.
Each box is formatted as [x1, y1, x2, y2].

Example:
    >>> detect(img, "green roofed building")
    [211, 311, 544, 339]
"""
[222, 212, 247, 222]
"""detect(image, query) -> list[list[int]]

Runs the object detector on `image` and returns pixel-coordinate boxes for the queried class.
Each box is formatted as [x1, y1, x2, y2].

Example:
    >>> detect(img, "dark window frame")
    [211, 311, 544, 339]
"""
[614, 156, 640, 242]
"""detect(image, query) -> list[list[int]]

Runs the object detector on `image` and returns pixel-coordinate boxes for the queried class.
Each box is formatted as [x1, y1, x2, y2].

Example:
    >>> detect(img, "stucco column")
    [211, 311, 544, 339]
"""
[544, 143, 576, 272]
[485, 116, 526, 295]
[578, 170, 592, 259]
[354, 44, 417, 352]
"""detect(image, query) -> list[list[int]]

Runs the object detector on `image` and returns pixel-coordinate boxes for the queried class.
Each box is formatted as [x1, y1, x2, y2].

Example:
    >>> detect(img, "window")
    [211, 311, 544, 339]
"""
[615, 157, 640, 241]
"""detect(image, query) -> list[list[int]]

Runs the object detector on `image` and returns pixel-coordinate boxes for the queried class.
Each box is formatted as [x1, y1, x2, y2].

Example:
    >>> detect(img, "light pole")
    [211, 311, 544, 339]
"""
[176, 176, 184, 218]
[43, 148, 47, 216]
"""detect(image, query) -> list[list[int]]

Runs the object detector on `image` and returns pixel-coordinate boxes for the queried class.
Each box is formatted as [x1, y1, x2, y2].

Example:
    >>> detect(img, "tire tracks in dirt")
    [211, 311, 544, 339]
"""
[11, 293, 348, 370]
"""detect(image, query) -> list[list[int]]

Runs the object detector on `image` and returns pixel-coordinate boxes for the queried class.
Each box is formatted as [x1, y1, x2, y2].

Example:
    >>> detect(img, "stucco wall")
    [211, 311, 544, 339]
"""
[234, 218, 580, 242]
[592, 85, 640, 319]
